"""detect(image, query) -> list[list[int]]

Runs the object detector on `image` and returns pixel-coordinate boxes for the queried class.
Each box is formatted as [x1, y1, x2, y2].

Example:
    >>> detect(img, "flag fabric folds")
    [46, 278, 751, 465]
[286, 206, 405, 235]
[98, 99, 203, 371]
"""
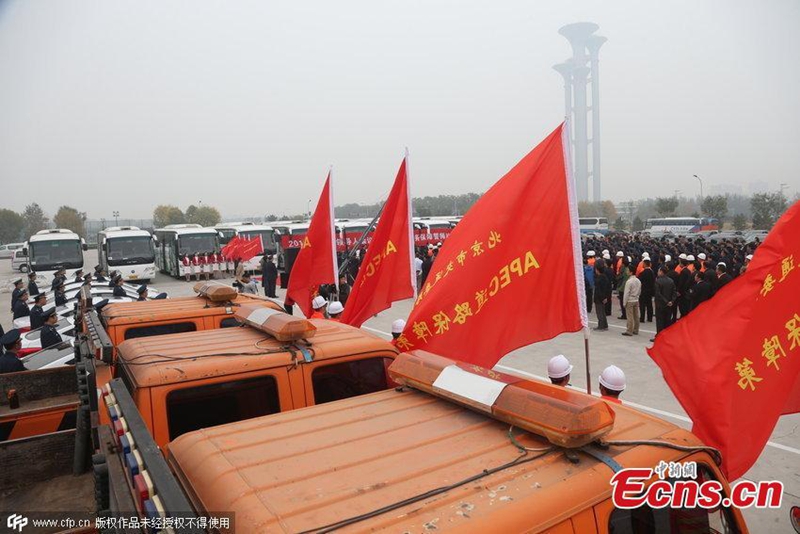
[238, 236, 264, 262]
[340, 156, 415, 327]
[287, 172, 338, 317]
[648, 200, 800, 480]
[398, 123, 587, 364]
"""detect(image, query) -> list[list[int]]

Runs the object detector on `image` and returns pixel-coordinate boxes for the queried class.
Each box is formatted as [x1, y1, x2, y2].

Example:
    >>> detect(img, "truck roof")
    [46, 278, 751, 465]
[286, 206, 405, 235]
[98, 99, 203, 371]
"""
[101, 294, 283, 325]
[117, 319, 396, 388]
[168, 388, 702, 534]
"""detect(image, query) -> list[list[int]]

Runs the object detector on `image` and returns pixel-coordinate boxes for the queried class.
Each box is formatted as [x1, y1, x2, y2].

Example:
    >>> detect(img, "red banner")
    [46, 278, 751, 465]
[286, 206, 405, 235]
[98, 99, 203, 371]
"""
[341, 157, 415, 327]
[238, 236, 264, 262]
[398, 124, 587, 364]
[221, 236, 241, 259]
[286, 172, 338, 317]
[648, 200, 800, 480]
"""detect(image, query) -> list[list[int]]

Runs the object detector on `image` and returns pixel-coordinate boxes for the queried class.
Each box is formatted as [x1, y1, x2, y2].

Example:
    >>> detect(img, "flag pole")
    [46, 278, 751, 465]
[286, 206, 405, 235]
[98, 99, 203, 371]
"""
[584, 328, 592, 395]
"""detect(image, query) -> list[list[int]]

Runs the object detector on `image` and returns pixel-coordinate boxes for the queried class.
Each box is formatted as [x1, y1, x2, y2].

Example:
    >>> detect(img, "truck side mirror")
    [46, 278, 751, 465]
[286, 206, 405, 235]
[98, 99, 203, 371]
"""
[82, 243, 89, 251]
[22, 247, 28, 255]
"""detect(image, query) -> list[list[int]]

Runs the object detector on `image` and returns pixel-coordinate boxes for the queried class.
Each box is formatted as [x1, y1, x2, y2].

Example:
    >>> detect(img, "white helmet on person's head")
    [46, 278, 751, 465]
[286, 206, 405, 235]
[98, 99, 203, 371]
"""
[327, 301, 344, 315]
[698, 253, 707, 260]
[587, 250, 596, 257]
[599, 365, 626, 392]
[312, 296, 327, 310]
[687, 255, 695, 262]
[679, 253, 687, 260]
[391, 319, 406, 334]
[547, 354, 573, 379]
[616, 251, 624, 257]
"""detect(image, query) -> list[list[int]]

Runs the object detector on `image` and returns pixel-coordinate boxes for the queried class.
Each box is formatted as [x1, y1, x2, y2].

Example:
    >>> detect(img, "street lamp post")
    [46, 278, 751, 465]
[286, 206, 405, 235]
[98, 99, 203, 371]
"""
[307, 199, 312, 219]
[693, 174, 704, 200]
[113, 211, 119, 226]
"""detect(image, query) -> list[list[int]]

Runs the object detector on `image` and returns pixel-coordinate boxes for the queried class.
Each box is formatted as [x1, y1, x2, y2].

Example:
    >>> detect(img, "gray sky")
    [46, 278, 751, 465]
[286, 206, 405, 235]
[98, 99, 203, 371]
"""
[1, 0, 798, 220]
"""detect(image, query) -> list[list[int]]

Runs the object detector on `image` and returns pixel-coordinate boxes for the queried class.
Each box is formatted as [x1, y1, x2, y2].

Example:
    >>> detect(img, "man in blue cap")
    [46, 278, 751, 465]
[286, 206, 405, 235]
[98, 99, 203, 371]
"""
[0, 330, 27, 373]
[10, 278, 24, 312]
[51, 268, 67, 291]
[136, 285, 148, 301]
[54, 282, 68, 307]
[40, 309, 62, 349]
[27, 272, 40, 297]
[29, 293, 47, 329]
[12, 288, 30, 320]
[112, 275, 126, 297]
[94, 265, 107, 282]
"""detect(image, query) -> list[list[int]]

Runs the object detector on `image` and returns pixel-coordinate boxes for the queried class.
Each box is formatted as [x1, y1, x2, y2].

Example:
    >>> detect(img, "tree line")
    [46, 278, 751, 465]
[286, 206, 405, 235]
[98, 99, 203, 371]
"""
[0, 203, 87, 244]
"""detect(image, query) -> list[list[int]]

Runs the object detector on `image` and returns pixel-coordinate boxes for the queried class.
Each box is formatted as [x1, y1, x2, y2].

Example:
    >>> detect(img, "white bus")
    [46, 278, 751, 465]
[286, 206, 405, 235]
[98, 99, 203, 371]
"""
[24, 229, 88, 282]
[645, 217, 719, 235]
[578, 217, 609, 234]
[213, 222, 277, 271]
[97, 226, 157, 282]
[154, 224, 220, 278]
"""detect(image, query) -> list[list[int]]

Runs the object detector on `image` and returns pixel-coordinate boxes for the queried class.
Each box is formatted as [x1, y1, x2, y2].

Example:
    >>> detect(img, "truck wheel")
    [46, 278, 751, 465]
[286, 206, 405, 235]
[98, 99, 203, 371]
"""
[20, 265, 28, 273]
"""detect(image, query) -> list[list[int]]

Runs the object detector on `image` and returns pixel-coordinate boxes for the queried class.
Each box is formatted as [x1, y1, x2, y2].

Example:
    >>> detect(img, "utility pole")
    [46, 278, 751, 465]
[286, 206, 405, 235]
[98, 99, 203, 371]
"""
[113, 211, 119, 226]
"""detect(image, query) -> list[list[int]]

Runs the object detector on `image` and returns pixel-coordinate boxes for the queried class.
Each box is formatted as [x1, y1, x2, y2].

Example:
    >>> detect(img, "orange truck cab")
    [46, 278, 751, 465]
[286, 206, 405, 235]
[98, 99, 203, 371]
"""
[110, 304, 398, 450]
[163, 351, 749, 534]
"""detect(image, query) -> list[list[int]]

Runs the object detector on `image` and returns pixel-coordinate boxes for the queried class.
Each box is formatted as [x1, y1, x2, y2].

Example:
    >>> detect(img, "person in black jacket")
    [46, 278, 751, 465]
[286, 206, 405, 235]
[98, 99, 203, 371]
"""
[716, 262, 733, 291]
[54, 283, 68, 307]
[0, 330, 26, 374]
[29, 293, 47, 330]
[637, 259, 655, 323]
[261, 254, 278, 298]
[40, 309, 63, 349]
[10, 279, 24, 313]
[12, 289, 30, 320]
[652, 266, 677, 341]
[690, 271, 713, 311]
[27, 272, 40, 297]
[112, 275, 127, 298]
[50, 268, 67, 291]
[593, 262, 611, 331]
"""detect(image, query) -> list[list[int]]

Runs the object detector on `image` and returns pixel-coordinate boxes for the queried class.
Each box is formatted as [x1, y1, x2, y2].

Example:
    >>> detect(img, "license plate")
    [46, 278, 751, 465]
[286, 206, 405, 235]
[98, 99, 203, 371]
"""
[129, 275, 138, 279]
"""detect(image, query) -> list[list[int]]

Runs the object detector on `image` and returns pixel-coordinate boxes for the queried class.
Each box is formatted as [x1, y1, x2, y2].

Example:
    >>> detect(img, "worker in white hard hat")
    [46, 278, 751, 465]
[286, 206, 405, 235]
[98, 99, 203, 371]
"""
[310, 295, 328, 319]
[327, 301, 344, 321]
[547, 355, 572, 387]
[391, 319, 406, 341]
[599, 365, 626, 404]
[586, 250, 596, 268]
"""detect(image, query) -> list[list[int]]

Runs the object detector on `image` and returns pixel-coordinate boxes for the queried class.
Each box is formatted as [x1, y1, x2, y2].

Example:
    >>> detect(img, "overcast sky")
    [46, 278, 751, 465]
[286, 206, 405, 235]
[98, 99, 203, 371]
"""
[1, 0, 798, 220]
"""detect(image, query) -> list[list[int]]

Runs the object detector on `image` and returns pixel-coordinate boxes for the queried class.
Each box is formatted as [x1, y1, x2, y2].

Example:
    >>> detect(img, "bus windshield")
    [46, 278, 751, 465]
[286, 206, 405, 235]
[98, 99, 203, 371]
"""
[217, 229, 236, 245]
[240, 230, 276, 252]
[106, 236, 154, 266]
[30, 240, 83, 271]
[178, 234, 218, 255]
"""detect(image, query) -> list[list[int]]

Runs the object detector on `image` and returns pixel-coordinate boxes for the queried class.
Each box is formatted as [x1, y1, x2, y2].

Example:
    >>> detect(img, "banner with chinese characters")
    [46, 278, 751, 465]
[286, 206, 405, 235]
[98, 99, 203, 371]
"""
[397, 123, 587, 364]
[286, 172, 338, 317]
[340, 156, 415, 327]
[648, 200, 800, 480]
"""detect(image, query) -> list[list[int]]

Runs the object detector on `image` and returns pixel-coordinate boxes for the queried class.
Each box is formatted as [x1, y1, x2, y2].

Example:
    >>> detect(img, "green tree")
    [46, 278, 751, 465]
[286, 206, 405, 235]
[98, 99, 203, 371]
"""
[153, 205, 185, 228]
[22, 203, 49, 237]
[732, 213, 748, 231]
[186, 205, 222, 227]
[613, 217, 629, 231]
[0, 209, 25, 243]
[751, 193, 787, 229]
[655, 197, 679, 216]
[632, 216, 644, 232]
[53, 206, 87, 237]
[265, 214, 278, 222]
[700, 195, 728, 221]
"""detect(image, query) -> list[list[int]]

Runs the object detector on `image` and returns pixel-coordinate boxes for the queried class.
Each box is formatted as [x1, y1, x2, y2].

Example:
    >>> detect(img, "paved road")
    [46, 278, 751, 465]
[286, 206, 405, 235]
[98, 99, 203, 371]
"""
[1, 252, 797, 531]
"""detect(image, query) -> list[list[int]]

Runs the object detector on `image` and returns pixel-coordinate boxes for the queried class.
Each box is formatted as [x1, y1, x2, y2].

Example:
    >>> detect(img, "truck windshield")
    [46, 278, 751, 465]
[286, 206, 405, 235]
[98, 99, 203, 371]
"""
[178, 234, 218, 255]
[240, 230, 276, 253]
[106, 236, 154, 266]
[30, 240, 83, 271]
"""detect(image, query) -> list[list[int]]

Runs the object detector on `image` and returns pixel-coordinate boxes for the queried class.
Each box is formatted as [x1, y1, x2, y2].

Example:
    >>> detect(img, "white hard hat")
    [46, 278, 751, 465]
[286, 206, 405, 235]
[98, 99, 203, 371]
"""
[664, 254, 672, 262]
[698, 253, 707, 260]
[391, 319, 406, 334]
[746, 254, 753, 261]
[717, 262, 727, 268]
[312, 296, 327, 310]
[599, 365, 626, 392]
[642, 252, 649, 258]
[616, 251, 624, 257]
[687, 255, 695, 261]
[547, 354, 573, 379]
[679, 253, 687, 260]
[427, 244, 434, 249]
[327, 301, 344, 315]
[436, 242, 443, 247]
[627, 256, 632, 262]
[587, 250, 596, 257]
[602, 253, 611, 260]
[602, 249, 609, 255]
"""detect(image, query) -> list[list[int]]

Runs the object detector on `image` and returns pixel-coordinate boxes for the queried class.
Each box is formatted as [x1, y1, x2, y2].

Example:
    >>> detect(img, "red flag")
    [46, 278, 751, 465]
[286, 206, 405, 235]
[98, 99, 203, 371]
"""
[340, 156, 415, 327]
[222, 236, 242, 259]
[238, 236, 264, 262]
[399, 123, 587, 364]
[287, 172, 338, 317]
[647, 200, 800, 480]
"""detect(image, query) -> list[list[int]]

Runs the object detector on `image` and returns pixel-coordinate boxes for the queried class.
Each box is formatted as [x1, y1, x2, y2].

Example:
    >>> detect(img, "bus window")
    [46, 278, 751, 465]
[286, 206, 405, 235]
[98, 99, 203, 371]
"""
[124, 322, 198, 340]
[311, 358, 390, 404]
[167, 376, 281, 440]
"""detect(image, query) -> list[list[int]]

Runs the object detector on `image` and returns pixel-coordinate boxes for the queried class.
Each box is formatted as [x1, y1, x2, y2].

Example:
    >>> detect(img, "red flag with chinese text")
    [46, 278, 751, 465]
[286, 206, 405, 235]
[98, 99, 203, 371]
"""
[340, 156, 415, 327]
[648, 200, 800, 480]
[398, 123, 587, 363]
[287, 173, 338, 317]
[238, 236, 264, 262]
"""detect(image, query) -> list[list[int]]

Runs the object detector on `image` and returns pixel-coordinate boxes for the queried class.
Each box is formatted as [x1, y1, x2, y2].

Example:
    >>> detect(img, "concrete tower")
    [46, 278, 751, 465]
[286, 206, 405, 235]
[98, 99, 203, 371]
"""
[555, 23, 606, 202]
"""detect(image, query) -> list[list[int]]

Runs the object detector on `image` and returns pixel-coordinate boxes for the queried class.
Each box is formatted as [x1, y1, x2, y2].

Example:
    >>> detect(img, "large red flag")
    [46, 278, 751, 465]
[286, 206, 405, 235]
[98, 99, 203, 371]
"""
[340, 155, 415, 327]
[221, 236, 241, 259]
[398, 123, 587, 364]
[286, 172, 338, 317]
[238, 235, 264, 262]
[648, 200, 800, 480]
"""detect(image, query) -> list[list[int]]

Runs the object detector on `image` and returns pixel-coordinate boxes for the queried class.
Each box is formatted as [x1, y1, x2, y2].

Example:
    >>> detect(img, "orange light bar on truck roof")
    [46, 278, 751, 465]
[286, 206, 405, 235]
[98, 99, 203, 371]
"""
[234, 303, 317, 342]
[193, 281, 238, 302]
[388, 351, 615, 448]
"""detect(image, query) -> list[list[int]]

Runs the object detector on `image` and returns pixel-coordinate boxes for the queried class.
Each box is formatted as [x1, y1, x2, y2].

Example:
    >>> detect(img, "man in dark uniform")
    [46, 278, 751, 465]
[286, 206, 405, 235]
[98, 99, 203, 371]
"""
[13, 289, 30, 320]
[112, 275, 127, 297]
[29, 293, 47, 329]
[0, 330, 26, 373]
[652, 266, 677, 342]
[637, 259, 655, 323]
[262, 254, 278, 298]
[716, 262, 733, 291]
[136, 285, 148, 301]
[40, 309, 63, 349]
[94, 265, 107, 282]
[54, 283, 68, 307]
[10, 279, 24, 313]
[27, 272, 40, 297]
[337, 274, 351, 306]
[73, 269, 84, 284]
[108, 271, 119, 287]
[690, 271, 713, 311]
[51, 268, 67, 291]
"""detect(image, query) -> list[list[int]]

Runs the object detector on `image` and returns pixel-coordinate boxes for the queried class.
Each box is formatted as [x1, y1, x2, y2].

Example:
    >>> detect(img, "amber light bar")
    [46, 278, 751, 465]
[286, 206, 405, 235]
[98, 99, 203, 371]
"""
[234, 303, 317, 342]
[193, 281, 238, 302]
[389, 351, 615, 448]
